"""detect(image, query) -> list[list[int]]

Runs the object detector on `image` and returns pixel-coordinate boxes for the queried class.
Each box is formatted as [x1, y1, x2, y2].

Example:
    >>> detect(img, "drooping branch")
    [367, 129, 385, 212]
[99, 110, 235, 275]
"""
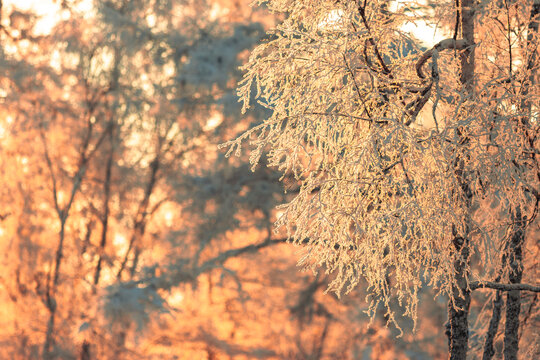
[471, 281, 540, 292]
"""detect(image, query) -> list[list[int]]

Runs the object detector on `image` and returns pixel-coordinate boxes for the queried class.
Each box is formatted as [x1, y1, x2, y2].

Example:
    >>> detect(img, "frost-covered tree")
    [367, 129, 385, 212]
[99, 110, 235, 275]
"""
[225, 0, 540, 358]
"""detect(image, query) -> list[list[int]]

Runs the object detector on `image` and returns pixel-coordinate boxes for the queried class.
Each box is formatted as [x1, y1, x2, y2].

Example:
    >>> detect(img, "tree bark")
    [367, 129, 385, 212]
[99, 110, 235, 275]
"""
[503, 2, 540, 358]
[446, 1, 475, 359]
[483, 237, 510, 360]
[482, 290, 503, 360]
[447, 236, 471, 360]
[503, 209, 524, 360]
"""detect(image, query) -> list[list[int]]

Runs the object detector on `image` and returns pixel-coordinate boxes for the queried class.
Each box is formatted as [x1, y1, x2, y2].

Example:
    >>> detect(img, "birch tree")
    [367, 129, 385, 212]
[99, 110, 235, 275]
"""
[225, 0, 540, 358]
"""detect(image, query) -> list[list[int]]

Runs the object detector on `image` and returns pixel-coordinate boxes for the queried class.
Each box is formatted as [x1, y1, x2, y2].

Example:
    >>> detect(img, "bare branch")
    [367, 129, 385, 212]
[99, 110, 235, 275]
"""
[197, 239, 288, 274]
[471, 281, 540, 292]
[40, 129, 61, 215]
[416, 39, 473, 79]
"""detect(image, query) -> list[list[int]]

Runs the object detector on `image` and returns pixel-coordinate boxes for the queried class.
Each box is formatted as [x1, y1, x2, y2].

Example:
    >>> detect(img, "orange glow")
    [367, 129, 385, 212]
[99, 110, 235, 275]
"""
[1, 1, 536, 359]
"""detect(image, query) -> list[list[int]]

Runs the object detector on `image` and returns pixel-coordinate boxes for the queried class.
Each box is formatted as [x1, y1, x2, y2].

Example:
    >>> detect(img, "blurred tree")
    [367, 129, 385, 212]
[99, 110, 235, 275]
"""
[0, 0, 287, 358]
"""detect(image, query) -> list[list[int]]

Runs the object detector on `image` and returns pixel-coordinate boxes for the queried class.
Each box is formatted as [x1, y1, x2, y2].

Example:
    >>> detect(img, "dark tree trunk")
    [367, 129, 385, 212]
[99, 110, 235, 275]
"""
[503, 207, 525, 360]
[503, 2, 540, 358]
[80, 340, 91, 360]
[482, 290, 503, 360]
[447, 237, 471, 360]
[446, 1, 475, 359]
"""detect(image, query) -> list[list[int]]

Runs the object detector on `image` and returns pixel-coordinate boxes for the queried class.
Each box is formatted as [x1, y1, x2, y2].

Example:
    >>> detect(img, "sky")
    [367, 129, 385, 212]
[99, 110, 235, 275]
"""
[3, 0, 93, 35]
[390, 0, 447, 46]
[4, 0, 445, 46]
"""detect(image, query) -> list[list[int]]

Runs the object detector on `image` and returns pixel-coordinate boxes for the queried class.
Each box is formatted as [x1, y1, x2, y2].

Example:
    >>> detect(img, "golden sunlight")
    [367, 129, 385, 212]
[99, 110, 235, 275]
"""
[1, 1, 537, 359]
[390, 0, 447, 46]
[4, 0, 93, 35]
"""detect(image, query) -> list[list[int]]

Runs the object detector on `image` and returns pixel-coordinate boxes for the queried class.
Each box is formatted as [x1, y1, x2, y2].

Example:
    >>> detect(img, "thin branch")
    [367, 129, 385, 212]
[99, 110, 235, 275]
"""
[404, 82, 432, 125]
[519, 293, 537, 338]
[196, 237, 358, 276]
[94, 127, 114, 287]
[305, 111, 374, 123]
[357, 2, 391, 75]
[454, 0, 461, 40]
[342, 53, 373, 121]
[40, 130, 60, 215]
[117, 156, 160, 279]
[504, 0, 513, 78]
[197, 239, 288, 274]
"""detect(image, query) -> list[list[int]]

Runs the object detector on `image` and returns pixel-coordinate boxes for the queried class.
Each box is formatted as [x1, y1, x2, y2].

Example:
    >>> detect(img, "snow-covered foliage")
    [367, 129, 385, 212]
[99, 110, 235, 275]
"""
[224, 0, 539, 330]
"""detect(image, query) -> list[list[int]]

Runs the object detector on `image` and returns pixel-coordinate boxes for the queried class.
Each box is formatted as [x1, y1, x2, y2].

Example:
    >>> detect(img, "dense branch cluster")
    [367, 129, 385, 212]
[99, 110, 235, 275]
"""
[224, 0, 539, 329]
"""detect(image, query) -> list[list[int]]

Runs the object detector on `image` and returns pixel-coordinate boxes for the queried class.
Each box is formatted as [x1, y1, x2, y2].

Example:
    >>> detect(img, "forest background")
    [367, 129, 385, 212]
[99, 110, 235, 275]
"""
[0, 0, 538, 359]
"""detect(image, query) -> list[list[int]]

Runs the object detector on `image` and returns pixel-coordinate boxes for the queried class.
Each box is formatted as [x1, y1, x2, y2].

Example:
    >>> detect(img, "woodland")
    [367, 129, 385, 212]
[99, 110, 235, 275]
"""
[0, 0, 538, 359]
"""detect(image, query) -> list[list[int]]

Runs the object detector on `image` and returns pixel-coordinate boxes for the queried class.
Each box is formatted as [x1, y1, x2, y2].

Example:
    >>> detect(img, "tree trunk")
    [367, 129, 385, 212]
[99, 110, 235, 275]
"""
[94, 131, 114, 287]
[447, 237, 471, 360]
[80, 340, 91, 360]
[447, 1, 475, 359]
[503, 2, 540, 358]
[43, 221, 66, 359]
[482, 290, 503, 360]
[503, 209, 524, 360]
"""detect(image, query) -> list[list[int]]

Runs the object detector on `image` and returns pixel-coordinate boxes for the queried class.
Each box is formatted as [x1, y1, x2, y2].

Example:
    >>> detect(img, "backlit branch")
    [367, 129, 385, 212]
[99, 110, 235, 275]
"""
[471, 281, 540, 292]
[416, 39, 473, 79]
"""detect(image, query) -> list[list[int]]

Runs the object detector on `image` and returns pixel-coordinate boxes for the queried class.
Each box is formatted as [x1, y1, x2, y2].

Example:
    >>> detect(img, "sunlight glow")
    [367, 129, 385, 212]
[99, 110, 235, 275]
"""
[203, 112, 223, 131]
[113, 233, 128, 248]
[4, 0, 94, 35]
[319, 9, 345, 30]
[320, 2, 445, 46]
[390, 0, 446, 46]
[400, 21, 445, 46]
[209, 2, 229, 21]
[5, 0, 61, 35]
[167, 289, 184, 307]
[0, 124, 7, 139]
[530, 105, 539, 124]
[164, 211, 174, 227]
[146, 14, 157, 27]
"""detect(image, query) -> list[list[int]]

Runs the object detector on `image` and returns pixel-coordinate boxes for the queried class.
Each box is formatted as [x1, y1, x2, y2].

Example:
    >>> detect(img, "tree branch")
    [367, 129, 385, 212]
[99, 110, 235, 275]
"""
[471, 281, 540, 292]
[416, 39, 473, 79]
[357, 2, 391, 76]
[197, 239, 288, 274]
